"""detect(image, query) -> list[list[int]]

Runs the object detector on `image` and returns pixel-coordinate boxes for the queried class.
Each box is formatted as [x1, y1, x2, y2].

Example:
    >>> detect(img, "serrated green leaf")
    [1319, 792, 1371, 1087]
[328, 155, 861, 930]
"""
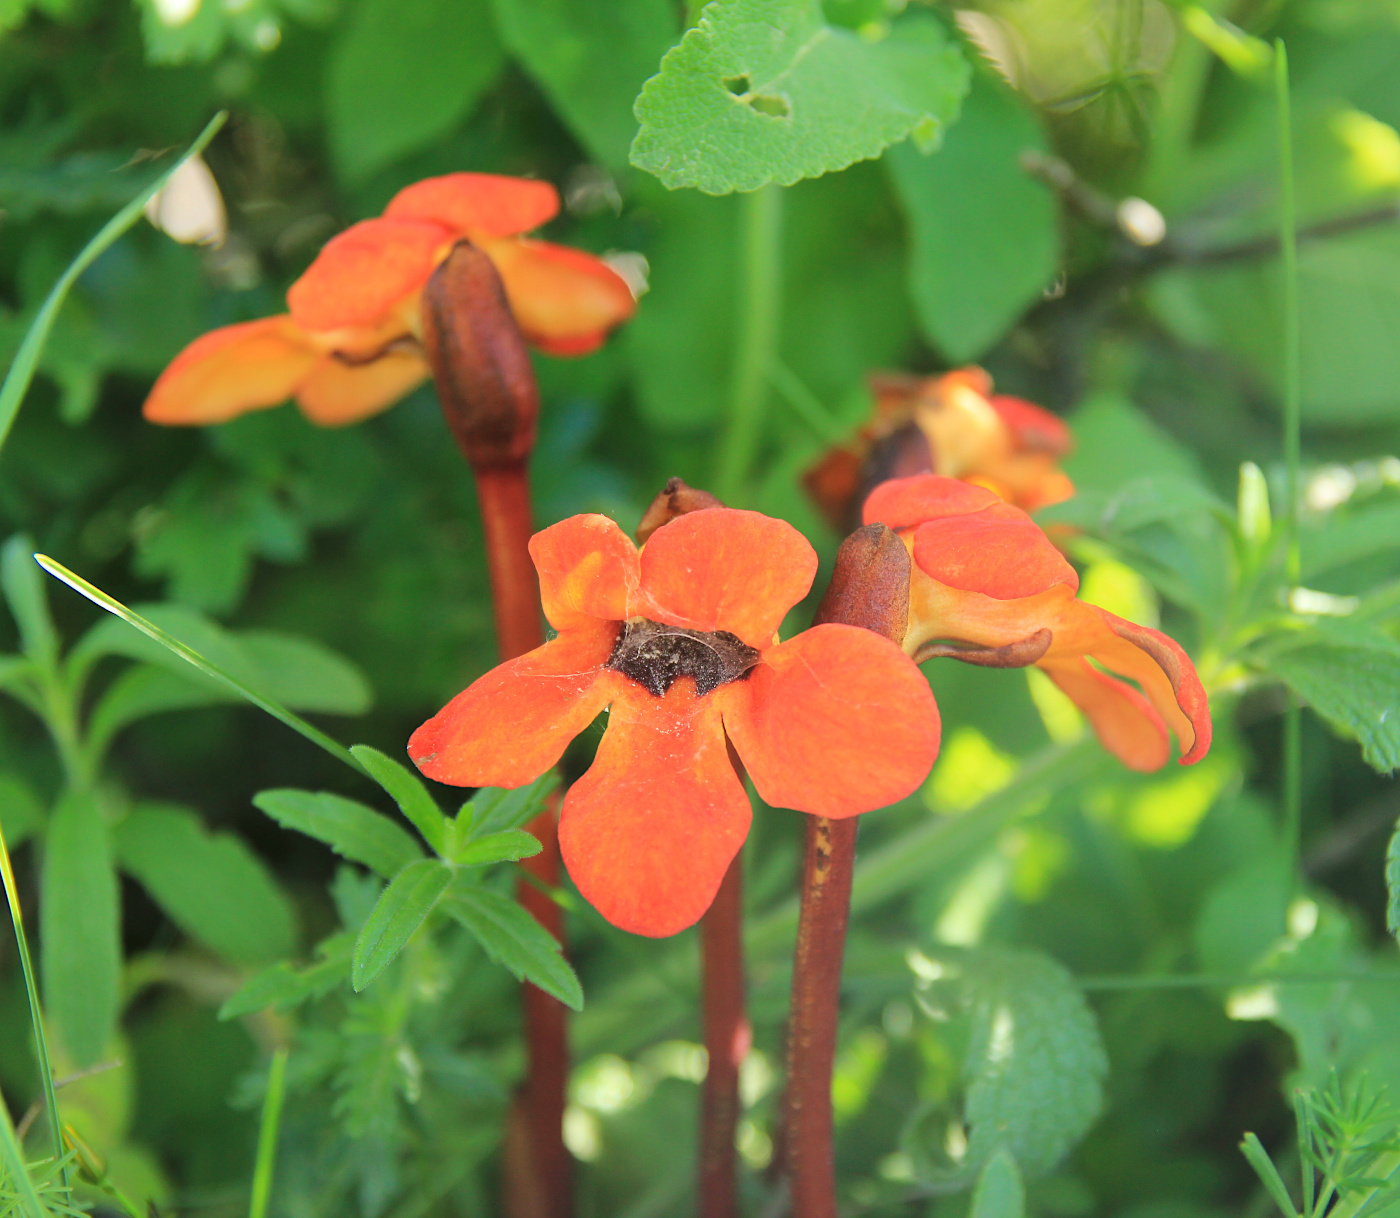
[1269, 642, 1400, 773]
[351, 860, 452, 990]
[1, 537, 56, 665]
[907, 946, 1106, 1182]
[440, 877, 581, 1010]
[492, 0, 677, 167]
[350, 744, 448, 856]
[327, 0, 504, 182]
[218, 932, 353, 1019]
[631, 1, 969, 194]
[114, 801, 296, 965]
[467, 772, 559, 839]
[254, 789, 424, 879]
[970, 1148, 1026, 1218]
[40, 789, 119, 1067]
[449, 829, 541, 868]
[887, 72, 1057, 362]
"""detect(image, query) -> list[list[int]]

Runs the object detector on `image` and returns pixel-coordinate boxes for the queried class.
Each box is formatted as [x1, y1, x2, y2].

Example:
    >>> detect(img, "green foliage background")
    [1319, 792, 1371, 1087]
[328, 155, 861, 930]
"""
[1, 0, 1399, 1215]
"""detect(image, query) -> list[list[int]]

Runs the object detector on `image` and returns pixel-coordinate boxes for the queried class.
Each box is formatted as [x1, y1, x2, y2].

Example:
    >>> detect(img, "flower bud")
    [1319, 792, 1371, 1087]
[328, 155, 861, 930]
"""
[812, 522, 910, 644]
[635, 476, 724, 543]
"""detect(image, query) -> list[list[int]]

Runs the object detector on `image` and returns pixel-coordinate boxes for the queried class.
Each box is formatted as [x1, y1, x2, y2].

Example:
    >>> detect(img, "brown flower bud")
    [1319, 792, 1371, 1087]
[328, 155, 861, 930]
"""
[812, 522, 910, 645]
[635, 476, 724, 543]
[421, 240, 539, 470]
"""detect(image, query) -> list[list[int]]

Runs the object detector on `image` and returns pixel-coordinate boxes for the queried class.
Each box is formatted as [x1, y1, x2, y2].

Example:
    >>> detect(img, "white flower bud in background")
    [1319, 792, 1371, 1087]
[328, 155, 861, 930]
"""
[1116, 197, 1167, 247]
[144, 154, 227, 248]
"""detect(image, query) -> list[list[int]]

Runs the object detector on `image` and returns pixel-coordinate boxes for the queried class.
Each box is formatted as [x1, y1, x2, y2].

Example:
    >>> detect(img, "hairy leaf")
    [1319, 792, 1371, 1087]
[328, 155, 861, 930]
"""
[219, 932, 354, 1019]
[631, 0, 969, 193]
[466, 771, 559, 838]
[351, 745, 448, 856]
[449, 829, 541, 867]
[254, 789, 424, 879]
[1269, 641, 1400, 773]
[114, 802, 296, 965]
[351, 860, 452, 990]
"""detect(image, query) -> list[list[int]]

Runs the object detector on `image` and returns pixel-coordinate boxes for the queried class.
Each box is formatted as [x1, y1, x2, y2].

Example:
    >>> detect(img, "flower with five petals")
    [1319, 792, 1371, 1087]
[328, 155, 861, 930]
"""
[864, 474, 1211, 773]
[409, 506, 940, 936]
[142, 173, 636, 428]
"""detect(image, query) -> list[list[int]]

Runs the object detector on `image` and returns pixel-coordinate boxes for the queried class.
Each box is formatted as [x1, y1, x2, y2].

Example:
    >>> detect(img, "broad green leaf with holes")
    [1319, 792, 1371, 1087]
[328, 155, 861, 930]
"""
[254, 789, 424, 879]
[1269, 641, 1400, 773]
[631, 0, 969, 194]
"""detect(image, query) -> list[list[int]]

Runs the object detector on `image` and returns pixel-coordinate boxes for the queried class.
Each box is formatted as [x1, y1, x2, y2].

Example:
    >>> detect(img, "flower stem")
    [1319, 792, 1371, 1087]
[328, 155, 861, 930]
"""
[1275, 40, 1305, 880]
[717, 185, 783, 504]
[471, 460, 572, 1218]
[785, 815, 857, 1218]
[700, 853, 749, 1218]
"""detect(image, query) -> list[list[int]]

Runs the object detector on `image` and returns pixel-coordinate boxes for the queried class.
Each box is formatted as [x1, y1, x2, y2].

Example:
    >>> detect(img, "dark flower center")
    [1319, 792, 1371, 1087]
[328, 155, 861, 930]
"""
[606, 618, 761, 698]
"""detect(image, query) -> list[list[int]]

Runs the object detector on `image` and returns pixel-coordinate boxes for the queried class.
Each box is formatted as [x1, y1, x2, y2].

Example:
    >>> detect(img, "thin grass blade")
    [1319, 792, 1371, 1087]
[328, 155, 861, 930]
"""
[248, 1047, 288, 1218]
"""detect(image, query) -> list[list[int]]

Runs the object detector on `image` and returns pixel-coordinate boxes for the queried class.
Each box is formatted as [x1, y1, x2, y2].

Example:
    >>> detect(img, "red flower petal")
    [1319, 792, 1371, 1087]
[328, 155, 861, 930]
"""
[142, 316, 319, 425]
[1041, 657, 1171, 772]
[721, 624, 938, 817]
[912, 503, 1079, 600]
[988, 395, 1073, 456]
[558, 679, 750, 937]
[863, 473, 1000, 530]
[384, 174, 560, 239]
[409, 623, 616, 788]
[639, 509, 818, 648]
[287, 218, 450, 332]
[296, 350, 430, 426]
[484, 239, 636, 356]
[529, 514, 641, 631]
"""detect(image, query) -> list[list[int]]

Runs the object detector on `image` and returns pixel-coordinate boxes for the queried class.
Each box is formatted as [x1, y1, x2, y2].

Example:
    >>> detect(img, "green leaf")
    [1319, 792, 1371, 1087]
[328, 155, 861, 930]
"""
[449, 829, 541, 868]
[0, 774, 44, 849]
[114, 802, 296, 966]
[492, 0, 677, 167]
[350, 744, 448, 856]
[85, 664, 230, 762]
[630, 1, 969, 194]
[235, 632, 372, 715]
[440, 877, 582, 1010]
[467, 772, 559, 838]
[1241, 1132, 1301, 1218]
[1303, 501, 1400, 580]
[218, 931, 354, 1019]
[1194, 852, 1291, 974]
[351, 859, 452, 990]
[326, 0, 505, 182]
[887, 72, 1058, 362]
[1269, 642, 1400, 773]
[907, 946, 1106, 1182]
[1389, 820, 1400, 949]
[40, 789, 119, 1067]
[1, 537, 56, 665]
[0, 1099, 45, 1218]
[254, 789, 424, 879]
[970, 1148, 1026, 1218]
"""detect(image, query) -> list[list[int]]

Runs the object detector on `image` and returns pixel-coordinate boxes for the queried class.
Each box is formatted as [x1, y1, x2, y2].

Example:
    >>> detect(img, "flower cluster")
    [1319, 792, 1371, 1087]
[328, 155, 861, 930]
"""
[410, 505, 939, 936]
[865, 474, 1211, 773]
[805, 366, 1075, 529]
[143, 173, 635, 427]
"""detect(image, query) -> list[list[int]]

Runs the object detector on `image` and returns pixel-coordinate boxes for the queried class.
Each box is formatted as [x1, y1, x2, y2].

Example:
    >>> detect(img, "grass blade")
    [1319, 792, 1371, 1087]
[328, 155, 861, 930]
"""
[0, 818, 65, 1177]
[34, 555, 367, 778]
[0, 111, 227, 455]
[248, 1047, 289, 1218]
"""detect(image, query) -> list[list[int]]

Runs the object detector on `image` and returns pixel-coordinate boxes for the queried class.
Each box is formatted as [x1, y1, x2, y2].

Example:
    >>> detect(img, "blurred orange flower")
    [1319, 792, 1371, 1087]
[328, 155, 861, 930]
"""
[865, 474, 1211, 774]
[805, 366, 1075, 530]
[143, 173, 636, 428]
[409, 507, 939, 937]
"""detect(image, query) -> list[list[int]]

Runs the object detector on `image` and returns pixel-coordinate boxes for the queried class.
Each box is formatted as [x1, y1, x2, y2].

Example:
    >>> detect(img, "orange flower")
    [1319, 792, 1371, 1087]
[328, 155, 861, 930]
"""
[864, 474, 1211, 773]
[804, 367, 1075, 530]
[143, 173, 636, 428]
[409, 508, 940, 937]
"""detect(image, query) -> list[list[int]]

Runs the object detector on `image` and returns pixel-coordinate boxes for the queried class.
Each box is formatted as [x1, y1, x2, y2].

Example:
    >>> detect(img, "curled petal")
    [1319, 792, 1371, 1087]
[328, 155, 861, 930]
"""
[296, 350, 430, 426]
[1042, 658, 1171, 772]
[720, 624, 939, 817]
[408, 624, 616, 788]
[530, 514, 642, 631]
[912, 503, 1079, 599]
[142, 316, 318, 425]
[288, 218, 450, 332]
[863, 473, 1000, 530]
[385, 173, 559, 238]
[989, 395, 1074, 455]
[914, 628, 1052, 667]
[485, 238, 636, 356]
[559, 679, 750, 937]
[640, 508, 818, 649]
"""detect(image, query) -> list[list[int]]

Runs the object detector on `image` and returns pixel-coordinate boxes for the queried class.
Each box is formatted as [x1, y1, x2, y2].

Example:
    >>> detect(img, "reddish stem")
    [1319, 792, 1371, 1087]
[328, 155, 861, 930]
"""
[700, 854, 750, 1218]
[473, 461, 572, 1218]
[784, 815, 858, 1218]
